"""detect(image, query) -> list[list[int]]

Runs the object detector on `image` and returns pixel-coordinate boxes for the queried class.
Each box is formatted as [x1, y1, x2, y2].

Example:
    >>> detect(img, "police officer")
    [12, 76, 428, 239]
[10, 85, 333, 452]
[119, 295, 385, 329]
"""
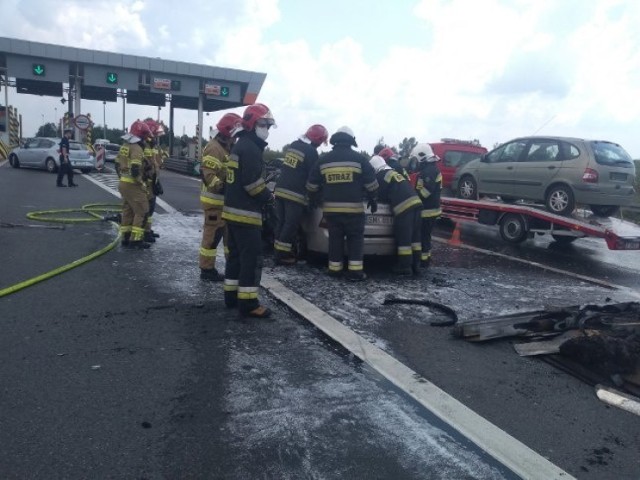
[199, 112, 241, 281]
[222, 103, 276, 318]
[369, 155, 423, 275]
[117, 120, 153, 249]
[306, 126, 378, 281]
[410, 143, 442, 267]
[273, 124, 328, 265]
[56, 128, 78, 187]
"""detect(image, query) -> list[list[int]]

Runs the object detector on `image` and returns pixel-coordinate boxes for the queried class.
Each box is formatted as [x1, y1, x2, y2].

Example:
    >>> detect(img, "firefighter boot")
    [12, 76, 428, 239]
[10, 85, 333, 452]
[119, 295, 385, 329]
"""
[128, 240, 151, 249]
[121, 231, 131, 247]
[275, 251, 296, 266]
[200, 268, 223, 282]
[143, 231, 156, 243]
[346, 270, 367, 282]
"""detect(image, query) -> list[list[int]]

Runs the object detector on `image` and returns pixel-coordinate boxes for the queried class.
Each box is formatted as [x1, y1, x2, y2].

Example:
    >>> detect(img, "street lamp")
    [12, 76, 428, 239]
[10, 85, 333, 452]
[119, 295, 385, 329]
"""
[54, 107, 59, 136]
[103, 101, 106, 140]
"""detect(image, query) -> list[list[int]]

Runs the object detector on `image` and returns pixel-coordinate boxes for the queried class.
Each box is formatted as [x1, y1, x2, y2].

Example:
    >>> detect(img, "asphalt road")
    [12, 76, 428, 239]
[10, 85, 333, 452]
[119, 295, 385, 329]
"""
[1, 162, 639, 479]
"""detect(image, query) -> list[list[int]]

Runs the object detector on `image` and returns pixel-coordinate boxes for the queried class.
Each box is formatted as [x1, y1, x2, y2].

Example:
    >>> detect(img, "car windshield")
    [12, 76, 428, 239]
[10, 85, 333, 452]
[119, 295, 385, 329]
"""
[591, 142, 633, 166]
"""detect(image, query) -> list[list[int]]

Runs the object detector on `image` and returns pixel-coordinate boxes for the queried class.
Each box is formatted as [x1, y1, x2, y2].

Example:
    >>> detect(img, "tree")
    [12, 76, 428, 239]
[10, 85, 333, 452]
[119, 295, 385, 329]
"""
[35, 123, 58, 137]
[398, 137, 417, 158]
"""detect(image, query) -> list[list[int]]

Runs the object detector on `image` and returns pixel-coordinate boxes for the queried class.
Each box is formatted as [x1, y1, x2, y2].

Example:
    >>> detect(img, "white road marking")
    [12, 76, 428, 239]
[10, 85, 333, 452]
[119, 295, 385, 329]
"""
[84, 172, 177, 214]
[261, 276, 575, 480]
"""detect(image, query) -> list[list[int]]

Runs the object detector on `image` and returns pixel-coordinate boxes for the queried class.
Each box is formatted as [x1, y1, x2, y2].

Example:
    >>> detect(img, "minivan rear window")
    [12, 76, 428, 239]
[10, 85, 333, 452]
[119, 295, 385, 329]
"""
[591, 141, 633, 166]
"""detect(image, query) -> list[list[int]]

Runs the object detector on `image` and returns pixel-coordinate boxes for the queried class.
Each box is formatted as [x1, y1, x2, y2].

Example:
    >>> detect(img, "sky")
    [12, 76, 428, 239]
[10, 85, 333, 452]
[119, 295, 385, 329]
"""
[2, 0, 640, 158]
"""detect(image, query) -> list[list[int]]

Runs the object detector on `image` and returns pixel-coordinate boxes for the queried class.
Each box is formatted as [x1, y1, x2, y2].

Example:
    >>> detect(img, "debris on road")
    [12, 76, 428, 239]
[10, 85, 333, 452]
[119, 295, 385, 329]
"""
[453, 302, 640, 399]
[383, 296, 458, 326]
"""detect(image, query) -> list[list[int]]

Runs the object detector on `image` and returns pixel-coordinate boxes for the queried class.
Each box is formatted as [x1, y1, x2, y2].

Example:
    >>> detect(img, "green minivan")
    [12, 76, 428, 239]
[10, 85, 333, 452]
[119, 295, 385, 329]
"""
[453, 136, 636, 216]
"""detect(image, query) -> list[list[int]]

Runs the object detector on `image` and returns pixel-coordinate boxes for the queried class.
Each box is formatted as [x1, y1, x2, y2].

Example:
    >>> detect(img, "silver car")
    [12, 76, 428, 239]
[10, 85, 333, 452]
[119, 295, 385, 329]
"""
[9, 137, 96, 174]
[453, 136, 636, 216]
[299, 203, 396, 256]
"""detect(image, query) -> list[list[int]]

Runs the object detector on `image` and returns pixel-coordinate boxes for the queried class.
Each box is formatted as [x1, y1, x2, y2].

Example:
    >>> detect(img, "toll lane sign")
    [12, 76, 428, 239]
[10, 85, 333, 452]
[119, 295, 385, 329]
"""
[205, 83, 230, 97]
[32, 63, 46, 76]
[106, 72, 118, 85]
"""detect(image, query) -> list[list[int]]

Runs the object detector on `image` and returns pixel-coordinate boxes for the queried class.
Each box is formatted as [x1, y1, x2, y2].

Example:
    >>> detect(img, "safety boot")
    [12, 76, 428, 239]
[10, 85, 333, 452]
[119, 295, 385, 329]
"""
[242, 305, 272, 318]
[346, 270, 367, 282]
[275, 252, 296, 266]
[200, 268, 224, 282]
[121, 232, 131, 247]
[128, 240, 151, 249]
[143, 231, 156, 243]
[420, 257, 432, 269]
[392, 263, 413, 276]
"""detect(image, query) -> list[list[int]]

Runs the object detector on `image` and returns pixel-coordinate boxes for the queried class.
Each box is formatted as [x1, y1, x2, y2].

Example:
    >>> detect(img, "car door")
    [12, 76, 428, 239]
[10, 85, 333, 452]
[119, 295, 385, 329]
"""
[20, 138, 41, 166]
[512, 138, 563, 201]
[476, 139, 526, 196]
[36, 139, 56, 168]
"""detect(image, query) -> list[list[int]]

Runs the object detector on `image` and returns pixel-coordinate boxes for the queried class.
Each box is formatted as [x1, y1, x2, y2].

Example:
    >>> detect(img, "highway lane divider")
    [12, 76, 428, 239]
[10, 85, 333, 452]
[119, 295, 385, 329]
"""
[0, 203, 122, 298]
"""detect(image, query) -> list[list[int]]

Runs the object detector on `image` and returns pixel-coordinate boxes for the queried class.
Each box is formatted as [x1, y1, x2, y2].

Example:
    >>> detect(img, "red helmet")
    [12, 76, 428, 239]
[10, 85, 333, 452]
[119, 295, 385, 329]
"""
[241, 103, 275, 131]
[129, 119, 153, 140]
[216, 113, 242, 138]
[305, 124, 329, 146]
[143, 119, 165, 137]
[378, 147, 395, 161]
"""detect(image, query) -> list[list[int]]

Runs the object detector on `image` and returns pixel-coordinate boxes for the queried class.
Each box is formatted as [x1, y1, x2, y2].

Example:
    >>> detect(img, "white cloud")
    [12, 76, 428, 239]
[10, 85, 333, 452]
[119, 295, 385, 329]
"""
[3, 0, 640, 157]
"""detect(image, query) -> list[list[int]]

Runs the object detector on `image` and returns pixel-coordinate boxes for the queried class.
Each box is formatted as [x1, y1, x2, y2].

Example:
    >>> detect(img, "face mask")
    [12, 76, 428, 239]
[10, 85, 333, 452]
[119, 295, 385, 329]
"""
[255, 126, 270, 141]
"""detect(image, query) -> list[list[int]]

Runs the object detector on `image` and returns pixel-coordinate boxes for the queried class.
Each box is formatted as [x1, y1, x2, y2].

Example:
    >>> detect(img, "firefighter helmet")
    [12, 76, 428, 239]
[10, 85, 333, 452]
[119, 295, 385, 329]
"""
[378, 147, 396, 161]
[143, 119, 165, 137]
[331, 126, 358, 147]
[369, 155, 390, 173]
[215, 113, 242, 139]
[129, 120, 153, 140]
[304, 124, 329, 146]
[410, 143, 439, 163]
[241, 103, 276, 131]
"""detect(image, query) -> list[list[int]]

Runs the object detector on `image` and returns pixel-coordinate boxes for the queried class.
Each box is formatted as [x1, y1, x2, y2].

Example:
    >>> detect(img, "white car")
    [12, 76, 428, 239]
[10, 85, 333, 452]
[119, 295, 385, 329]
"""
[9, 137, 96, 174]
[299, 203, 396, 256]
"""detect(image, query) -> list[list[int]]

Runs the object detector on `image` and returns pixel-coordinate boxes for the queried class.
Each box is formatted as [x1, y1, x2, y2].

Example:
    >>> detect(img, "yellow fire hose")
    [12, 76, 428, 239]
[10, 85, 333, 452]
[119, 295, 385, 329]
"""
[0, 203, 122, 298]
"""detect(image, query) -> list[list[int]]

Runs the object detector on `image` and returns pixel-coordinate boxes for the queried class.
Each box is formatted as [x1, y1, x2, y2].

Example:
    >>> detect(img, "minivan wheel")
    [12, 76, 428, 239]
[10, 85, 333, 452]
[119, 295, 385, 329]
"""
[45, 158, 58, 173]
[589, 205, 619, 218]
[545, 185, 575, 215]
[499, 213, 528, 243]
[457, 175, 478, 200]
[9, 154, 20, 168]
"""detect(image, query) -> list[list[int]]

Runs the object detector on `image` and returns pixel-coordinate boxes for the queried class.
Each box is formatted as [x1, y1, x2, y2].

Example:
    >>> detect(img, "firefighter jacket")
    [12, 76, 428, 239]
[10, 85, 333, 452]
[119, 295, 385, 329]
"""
[116, 143, 145, 186]
[306, 133, 378, 215]
[143, 143, 160, 190]
[274, 139, 319, 206]
[200, 138, 229, 209]
[415, 161, 442, 218]
[375, 168, 423, 216]
[387, 157, 410, 180]
[222, 130, 271, 228]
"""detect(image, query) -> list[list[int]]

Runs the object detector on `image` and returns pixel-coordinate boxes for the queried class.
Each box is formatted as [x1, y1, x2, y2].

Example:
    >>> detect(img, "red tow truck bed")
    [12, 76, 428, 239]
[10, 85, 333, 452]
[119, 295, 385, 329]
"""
[440, 197, 640, 250]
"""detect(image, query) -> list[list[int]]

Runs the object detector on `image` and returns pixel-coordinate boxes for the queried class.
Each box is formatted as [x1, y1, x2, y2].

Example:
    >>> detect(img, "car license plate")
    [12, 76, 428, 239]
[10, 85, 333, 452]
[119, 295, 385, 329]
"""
[610, 172, 628, 181]
[366, 215, 393, 225]
[620, 240, 640, 250]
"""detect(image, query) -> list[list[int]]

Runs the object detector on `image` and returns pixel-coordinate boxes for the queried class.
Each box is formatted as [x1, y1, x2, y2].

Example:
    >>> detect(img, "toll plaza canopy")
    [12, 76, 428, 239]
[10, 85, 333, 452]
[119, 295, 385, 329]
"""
[0, 36, 266, 150]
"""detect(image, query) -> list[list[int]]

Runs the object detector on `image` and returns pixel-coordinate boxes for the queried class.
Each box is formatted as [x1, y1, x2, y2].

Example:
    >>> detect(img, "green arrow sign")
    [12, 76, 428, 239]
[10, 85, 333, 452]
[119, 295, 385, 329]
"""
[221, 86, 229, 97]
[106, 72, 118, 85]
[32, 64, 46, 76]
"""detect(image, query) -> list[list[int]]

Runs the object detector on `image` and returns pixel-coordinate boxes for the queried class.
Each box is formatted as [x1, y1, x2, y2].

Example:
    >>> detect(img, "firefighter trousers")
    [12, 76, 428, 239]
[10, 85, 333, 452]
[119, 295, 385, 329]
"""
[199, 206, 226, 270]
[224, 224, 263, 313]
[326, 213, 365, 273]
[420, 216, 439, 261]
[119, 182, 149, 241]
[145, 195, 156, 232]
[274, 198, 305, 256]
[394, 206, 422, 270]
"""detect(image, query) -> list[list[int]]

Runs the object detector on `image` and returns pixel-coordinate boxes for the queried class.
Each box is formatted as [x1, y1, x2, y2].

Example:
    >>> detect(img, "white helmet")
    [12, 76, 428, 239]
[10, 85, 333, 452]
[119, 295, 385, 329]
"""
[369, 155, 390, 173]
[410, 143, 439, 163]
[336, 125, 355, 137]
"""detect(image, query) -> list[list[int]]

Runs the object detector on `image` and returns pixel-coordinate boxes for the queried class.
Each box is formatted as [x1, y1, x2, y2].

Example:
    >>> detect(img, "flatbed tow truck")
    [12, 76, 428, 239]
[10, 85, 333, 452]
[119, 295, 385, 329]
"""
[440, 196, 640, 250]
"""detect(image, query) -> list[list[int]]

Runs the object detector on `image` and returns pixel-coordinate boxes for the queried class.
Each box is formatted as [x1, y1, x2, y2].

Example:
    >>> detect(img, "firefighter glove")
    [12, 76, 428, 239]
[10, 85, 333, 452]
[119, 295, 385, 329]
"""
[367, 198, 378, 213]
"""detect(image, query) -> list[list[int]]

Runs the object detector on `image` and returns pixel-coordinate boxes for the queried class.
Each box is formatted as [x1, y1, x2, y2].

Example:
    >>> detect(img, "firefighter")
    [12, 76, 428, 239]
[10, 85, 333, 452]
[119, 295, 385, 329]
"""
[117, 120, 153, 249]
[199, 112, 241, 281]
[273, 124, 329, 265]
[378, 147, 409, 179]
[222, 103, 276, 318]
[369, 155, 423, 275]
[142, 119, 164, 243]
[306, 126, 378, 281]
[411, 143, 442, 267]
